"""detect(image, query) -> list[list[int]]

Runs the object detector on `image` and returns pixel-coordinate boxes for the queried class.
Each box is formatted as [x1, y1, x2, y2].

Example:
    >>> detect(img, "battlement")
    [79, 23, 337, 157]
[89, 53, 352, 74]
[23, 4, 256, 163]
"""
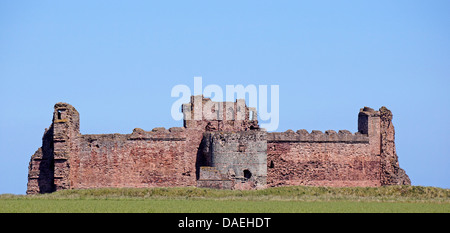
[80, 127, 187, 142]
[128, 127, 186, 141]
[81, 133, 131, 142]
[267, 129, 369, 143]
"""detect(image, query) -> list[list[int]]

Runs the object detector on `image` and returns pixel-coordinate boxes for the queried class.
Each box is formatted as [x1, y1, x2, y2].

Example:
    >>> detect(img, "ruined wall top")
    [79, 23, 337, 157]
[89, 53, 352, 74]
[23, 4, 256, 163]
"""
[182, 95, 257, 122]
[359, 106, 381, 117]
[52, 102, 80, 135]
[267, 129, 369, 143]
[80, 127, 186, 142]
[53, 102, 79, 121]
[182, 95, 260, 131]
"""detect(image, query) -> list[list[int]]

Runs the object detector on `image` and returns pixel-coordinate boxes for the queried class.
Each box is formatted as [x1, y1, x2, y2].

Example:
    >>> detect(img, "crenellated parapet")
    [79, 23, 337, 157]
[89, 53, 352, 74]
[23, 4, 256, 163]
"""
[267, 129, 369, 143]
[128, 127, 186, 141]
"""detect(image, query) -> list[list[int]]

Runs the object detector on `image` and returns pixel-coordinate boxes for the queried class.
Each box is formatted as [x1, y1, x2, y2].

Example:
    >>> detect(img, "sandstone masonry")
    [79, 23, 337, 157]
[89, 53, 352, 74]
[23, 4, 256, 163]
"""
[27, 96, 410, 194]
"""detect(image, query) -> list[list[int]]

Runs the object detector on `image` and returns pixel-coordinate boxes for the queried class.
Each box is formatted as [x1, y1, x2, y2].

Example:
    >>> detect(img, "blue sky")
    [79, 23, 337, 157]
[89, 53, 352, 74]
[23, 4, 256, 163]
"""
[1, 1, 449, 194]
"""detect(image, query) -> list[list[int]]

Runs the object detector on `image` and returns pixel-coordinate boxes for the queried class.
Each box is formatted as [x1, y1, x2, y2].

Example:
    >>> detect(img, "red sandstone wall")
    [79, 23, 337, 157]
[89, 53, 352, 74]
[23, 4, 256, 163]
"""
[267, 130, 382, 187]
[379, 107, 411, 185]
[69, 128, 192, 189]
[27, 101, 410, 194]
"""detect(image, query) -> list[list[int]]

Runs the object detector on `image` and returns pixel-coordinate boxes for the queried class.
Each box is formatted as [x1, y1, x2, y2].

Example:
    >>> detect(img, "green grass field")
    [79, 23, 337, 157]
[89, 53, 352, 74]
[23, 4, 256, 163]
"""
[1, 186, 449, 213]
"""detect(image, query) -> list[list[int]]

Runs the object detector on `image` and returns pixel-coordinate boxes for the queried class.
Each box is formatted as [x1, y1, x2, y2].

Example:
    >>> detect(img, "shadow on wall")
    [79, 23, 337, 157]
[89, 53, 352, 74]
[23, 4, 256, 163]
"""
[38, 125, 56, 193]
[195, 135, 209, 180]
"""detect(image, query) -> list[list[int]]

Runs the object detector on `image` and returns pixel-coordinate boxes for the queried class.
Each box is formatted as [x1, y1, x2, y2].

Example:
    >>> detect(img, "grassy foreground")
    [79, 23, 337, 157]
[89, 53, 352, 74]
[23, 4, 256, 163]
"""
[1, 186, 449, 213]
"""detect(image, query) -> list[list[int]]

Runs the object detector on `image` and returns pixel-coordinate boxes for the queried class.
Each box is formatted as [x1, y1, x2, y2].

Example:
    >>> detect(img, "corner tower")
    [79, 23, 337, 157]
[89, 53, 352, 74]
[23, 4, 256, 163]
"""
[27, 103, 79, 194]
[358, 106, 410, 185]
[52, 103, 79, 191]
[358, 106, 381, 157]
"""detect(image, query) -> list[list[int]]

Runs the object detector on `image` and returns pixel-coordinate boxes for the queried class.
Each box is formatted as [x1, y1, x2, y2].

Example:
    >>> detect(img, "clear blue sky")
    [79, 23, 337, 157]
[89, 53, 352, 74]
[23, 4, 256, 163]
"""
[1, 1, 449, 194]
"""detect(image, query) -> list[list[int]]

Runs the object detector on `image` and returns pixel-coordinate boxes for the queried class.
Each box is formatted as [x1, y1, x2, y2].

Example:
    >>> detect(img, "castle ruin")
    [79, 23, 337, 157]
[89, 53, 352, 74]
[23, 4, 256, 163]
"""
[27, 96, 410, 194]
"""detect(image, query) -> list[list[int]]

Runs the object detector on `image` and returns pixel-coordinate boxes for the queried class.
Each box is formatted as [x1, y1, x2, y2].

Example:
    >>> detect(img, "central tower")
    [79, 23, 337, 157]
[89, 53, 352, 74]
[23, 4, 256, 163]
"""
[197, 131, 267, 190]
[183, 95, 267, 190]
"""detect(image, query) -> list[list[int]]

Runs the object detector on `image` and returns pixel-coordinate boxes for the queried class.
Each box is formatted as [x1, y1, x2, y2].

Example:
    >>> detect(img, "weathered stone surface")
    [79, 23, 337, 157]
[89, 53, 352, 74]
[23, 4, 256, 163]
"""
[198, 131, 267, 190]
[267, 141, 381, 187]
[26, 96, 410, 194]
[379, 106, 411, 185]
